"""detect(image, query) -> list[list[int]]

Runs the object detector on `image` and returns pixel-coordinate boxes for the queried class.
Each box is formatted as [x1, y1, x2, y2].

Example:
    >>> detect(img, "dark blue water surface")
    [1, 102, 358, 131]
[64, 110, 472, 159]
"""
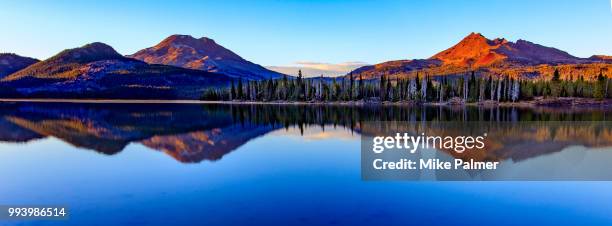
[0, 102, 611, 226]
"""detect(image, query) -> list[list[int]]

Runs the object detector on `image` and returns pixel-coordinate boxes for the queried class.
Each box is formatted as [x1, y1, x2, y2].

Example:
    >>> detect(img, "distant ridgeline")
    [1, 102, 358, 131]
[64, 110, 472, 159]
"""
[1, 32, 611, 100]
[0, 35, 284, 99]
[350, 33, 612, 81]
[203, 33, 612, 102]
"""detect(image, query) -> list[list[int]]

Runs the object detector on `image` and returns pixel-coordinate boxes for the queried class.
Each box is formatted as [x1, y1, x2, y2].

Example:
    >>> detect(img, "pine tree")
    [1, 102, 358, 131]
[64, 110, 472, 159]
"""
[282, 75, 288, 100]
[421, 74, 427, 100]
[237, 78, 243, 100]
[349, 72, 355, 100]
[479, 77, 485, 102]
[253, 82, 258, 100]
[230, 80, 236, 100]
[359, 74, 364, 100]
[409, 75, 417, 100]
[317, 75, 325, 100]
[426, 77, 434, 101]
[266, 79, 273, 100]
[489, 76, 496, 101]
[496, 78, 502, 102]
[552, 68, 560, 82]
[380, 75, 386, 101]
[386, 76, 392, 101]
[606, 73, 610, 98]
[297, 70, 303, 100]
[511, 79, 520, 102]
[438, 79, 443, 102]
[246, 80, 251, 100]
[594, 70, 606, 99]
[468, 71, 477, 102]
[305, 80, 310, 100]
[505, 75, 511, 100]
[463, 74, 468, 101]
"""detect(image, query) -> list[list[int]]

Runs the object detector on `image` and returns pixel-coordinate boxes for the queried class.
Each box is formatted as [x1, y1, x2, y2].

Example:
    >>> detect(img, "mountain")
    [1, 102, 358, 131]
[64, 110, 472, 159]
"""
[0, 102, 279, 162]
[1, 42, 233, 99]
[0, 53, 39, 78]
[350, 32, 611, 80]
[2, 102, 612, 165]
[141, 123, 276, 163]
[4, 42, 126, 81]
[128, 35, 285, 80]
[431, 32, 584, 67]
[0, 103, 237, 155]
[0, 116, 45, 142]
[589, 55, 612, 62]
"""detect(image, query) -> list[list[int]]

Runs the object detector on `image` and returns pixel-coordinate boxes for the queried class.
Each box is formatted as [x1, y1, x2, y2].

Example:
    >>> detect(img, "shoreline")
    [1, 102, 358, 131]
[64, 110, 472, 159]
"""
[0, 97, 610, 108]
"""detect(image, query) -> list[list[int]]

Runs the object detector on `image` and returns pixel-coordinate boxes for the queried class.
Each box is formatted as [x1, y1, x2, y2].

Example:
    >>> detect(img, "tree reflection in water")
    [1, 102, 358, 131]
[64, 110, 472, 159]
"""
[0, 102, 609, 163]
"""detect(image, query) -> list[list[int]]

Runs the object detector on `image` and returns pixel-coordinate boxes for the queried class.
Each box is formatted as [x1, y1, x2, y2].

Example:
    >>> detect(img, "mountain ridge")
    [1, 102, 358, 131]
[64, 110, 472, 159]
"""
[129, 34, 285, 80]
[1, 42, 233, 99]
[349, 32, 610, 80]
[430, 32, 584, 67]
[0, 53, 39, 78]
[3, 42, 129, 82]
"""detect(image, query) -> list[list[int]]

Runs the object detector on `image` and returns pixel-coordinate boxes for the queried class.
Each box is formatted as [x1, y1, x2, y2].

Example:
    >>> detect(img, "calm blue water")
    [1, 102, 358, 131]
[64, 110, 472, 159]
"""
[0, 103, 611, 225]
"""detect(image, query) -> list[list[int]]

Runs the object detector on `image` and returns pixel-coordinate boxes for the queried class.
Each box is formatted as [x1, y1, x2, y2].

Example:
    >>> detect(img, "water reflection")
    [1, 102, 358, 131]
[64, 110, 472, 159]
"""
[0, 102, 610, 163]
[361, 121, 612, 162]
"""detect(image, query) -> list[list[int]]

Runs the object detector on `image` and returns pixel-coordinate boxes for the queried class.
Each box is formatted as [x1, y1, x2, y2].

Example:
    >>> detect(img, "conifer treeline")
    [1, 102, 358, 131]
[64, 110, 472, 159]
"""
[201, 69, 611, 102]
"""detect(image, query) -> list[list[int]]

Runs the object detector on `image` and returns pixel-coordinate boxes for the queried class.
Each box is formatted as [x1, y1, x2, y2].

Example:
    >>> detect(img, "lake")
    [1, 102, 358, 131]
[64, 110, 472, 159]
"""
[1, 102, 612, 225]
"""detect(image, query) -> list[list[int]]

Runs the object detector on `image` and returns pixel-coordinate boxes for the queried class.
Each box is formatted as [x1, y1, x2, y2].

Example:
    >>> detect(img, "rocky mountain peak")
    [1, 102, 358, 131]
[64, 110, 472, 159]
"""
[129, 35, 284, 80]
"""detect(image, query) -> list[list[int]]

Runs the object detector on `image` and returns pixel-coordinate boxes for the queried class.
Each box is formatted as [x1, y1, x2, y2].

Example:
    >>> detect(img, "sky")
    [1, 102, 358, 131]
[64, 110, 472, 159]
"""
[1, 0, 611, 77]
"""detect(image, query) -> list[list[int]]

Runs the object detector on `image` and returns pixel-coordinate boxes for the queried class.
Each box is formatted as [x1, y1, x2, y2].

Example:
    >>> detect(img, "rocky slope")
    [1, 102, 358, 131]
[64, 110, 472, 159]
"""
[589, 55, 612, 62]
[1, 42, 232, 99]
[0, 53, 39, 78]
[351, 32, 611, 80]
[431, 32, 585, 67]
[129, 35, 284, 80]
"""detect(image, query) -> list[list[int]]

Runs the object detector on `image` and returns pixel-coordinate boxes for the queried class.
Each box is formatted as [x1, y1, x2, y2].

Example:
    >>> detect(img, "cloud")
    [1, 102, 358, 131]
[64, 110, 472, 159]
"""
[266, 61, 369, 77]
